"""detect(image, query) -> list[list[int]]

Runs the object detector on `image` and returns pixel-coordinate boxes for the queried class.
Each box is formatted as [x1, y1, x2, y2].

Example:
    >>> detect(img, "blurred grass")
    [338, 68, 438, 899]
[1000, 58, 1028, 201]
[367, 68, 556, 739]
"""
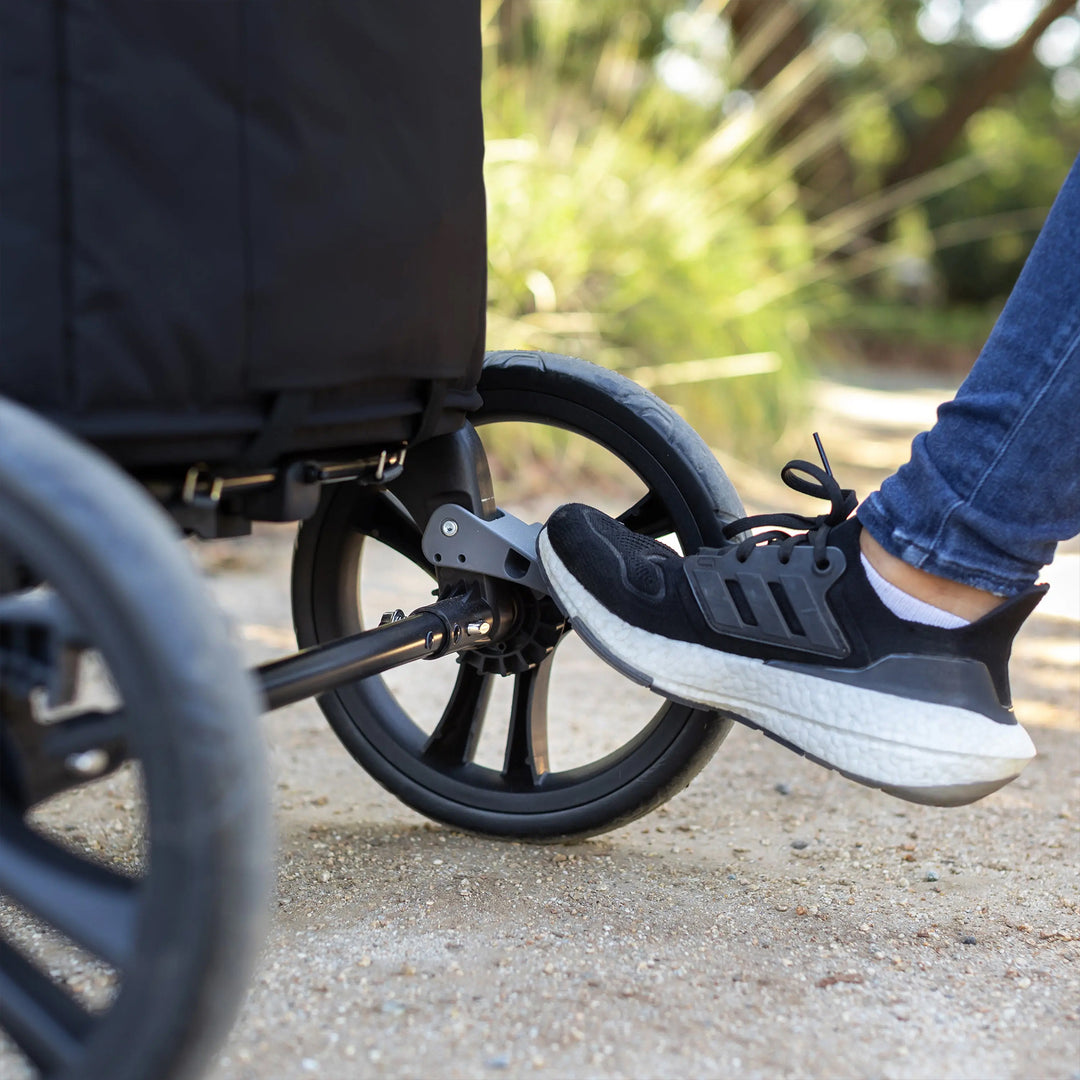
[479, 1, 1076, 470]
[482, 7, 833, 464]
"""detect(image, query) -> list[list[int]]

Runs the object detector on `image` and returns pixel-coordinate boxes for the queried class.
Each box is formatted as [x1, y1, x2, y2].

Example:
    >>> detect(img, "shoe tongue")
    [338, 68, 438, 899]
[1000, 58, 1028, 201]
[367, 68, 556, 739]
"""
[826, 516, 863, 558]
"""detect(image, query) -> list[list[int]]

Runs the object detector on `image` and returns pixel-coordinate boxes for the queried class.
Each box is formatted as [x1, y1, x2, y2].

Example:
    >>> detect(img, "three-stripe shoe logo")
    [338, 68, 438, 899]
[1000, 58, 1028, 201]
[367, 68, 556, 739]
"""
[684, 546, 850, 658]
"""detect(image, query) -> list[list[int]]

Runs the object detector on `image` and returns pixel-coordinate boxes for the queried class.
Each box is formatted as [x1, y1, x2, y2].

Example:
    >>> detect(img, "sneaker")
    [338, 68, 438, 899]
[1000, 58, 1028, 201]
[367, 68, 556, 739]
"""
[537, 454, 1043, 806]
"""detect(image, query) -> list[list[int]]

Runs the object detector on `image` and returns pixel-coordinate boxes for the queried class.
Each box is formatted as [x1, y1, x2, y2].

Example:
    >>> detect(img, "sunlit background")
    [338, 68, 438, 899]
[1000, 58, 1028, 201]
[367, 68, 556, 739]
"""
[481, 0, 1080, 463]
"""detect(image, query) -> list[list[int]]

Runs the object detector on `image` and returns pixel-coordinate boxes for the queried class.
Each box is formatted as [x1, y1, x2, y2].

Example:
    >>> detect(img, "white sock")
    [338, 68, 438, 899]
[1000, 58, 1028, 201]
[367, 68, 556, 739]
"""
[860, 553, 970, 629]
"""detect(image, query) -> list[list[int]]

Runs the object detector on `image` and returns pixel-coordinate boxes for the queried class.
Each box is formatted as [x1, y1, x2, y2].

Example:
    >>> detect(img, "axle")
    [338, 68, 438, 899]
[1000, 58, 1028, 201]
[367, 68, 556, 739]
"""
[256, 590, 496, 711]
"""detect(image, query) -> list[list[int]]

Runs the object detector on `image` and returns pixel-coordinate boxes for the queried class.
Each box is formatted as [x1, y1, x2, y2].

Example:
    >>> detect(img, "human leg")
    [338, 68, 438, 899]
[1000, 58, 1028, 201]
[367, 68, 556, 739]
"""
[534, 160, 1080, 806]
[858, 153, 1080, 597]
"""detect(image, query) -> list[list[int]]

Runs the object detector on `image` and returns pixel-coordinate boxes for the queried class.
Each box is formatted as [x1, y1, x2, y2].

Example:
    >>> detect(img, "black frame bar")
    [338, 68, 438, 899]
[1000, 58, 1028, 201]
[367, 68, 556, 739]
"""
[256, 590, 495, 711]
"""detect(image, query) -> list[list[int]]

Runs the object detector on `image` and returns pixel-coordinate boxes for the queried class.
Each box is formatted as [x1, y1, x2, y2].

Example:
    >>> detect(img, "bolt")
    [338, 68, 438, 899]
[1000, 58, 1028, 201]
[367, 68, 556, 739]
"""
[379, 609, 407, 625]
[440, 519, 459, 537]
[65, 748, 109, 778]
[466, 620, 492, 637]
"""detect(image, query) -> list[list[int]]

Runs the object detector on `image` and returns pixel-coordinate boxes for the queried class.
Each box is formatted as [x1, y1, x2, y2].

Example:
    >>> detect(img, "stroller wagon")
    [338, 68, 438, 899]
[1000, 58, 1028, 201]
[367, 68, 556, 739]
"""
[0, 4, 744, 1078]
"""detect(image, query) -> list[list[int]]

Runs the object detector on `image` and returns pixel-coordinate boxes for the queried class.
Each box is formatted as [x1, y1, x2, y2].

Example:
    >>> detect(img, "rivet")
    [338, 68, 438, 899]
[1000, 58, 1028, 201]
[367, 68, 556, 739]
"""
[65, 749, 109, 778]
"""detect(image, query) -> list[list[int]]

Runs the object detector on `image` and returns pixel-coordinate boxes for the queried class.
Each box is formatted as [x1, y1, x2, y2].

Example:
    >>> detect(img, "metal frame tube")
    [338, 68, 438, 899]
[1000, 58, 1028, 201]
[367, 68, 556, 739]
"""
[256, 592, 494, 711]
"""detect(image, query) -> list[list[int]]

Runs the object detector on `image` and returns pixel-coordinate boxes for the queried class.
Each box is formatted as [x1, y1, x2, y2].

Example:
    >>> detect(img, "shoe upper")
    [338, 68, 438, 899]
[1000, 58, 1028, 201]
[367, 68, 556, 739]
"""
[540, 501, 1047, 723]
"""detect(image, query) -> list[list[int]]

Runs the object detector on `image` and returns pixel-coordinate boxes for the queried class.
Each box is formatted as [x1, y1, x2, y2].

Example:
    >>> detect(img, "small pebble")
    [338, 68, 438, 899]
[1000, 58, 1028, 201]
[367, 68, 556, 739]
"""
[775, 783, 792, 796]
[925, 870, 940, 882]
[791, 839, 808, 850]
[485, 1054, 510, 1069]
[961, 936, 977, 945]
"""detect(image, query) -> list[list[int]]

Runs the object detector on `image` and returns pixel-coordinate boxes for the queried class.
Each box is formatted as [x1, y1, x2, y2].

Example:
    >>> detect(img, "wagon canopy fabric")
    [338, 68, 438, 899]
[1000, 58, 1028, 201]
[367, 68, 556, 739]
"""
[0, 0, 486, 467]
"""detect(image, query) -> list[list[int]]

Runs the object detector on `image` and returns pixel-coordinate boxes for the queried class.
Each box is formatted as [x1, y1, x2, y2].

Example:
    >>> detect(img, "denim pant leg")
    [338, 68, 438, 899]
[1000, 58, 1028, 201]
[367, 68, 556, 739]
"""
[857, 154, 1080, 597]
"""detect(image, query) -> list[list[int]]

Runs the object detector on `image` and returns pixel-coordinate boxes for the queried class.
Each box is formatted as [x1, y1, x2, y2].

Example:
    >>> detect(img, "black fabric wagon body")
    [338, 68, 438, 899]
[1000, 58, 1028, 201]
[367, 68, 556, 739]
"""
[0, 0, 486, 470]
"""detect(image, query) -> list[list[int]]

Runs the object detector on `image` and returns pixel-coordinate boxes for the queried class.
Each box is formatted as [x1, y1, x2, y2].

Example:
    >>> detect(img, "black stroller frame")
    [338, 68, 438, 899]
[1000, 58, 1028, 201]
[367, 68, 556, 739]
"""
[0, 350, 747, 1080]
[0, 5, 749, 1079]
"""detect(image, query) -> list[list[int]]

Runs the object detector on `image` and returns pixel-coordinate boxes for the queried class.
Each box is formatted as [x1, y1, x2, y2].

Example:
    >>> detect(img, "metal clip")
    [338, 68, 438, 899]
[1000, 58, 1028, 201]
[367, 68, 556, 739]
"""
[182, 465, 225, 506]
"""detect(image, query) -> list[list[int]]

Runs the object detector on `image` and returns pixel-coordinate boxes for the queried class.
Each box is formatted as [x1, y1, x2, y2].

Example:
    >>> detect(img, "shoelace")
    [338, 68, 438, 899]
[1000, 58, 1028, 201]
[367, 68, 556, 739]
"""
[719, 435, 857, 570]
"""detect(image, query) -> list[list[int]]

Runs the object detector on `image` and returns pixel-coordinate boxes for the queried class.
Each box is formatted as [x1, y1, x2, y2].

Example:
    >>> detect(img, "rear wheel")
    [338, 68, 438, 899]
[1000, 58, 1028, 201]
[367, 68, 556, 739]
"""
[292, 351, 745, 840]
[0, 398, 269, 1080]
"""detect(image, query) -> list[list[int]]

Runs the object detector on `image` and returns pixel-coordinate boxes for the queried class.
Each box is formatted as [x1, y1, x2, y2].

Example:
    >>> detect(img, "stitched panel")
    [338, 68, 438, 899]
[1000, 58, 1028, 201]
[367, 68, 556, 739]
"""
[685, 546, 849, 658]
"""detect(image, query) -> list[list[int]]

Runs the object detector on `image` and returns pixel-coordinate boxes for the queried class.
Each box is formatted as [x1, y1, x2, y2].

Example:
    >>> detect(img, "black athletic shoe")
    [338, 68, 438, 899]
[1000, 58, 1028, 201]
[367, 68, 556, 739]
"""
[537, 455, 1044, 806]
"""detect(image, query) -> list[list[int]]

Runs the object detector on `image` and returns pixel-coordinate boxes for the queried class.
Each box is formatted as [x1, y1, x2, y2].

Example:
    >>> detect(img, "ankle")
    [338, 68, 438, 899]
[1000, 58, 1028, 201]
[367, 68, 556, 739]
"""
[859, 530, 1004, 622]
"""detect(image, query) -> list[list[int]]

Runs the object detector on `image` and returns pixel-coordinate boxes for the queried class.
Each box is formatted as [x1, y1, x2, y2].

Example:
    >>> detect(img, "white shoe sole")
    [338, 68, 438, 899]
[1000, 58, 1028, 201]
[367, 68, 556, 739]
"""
[539, 531, 1036, 806]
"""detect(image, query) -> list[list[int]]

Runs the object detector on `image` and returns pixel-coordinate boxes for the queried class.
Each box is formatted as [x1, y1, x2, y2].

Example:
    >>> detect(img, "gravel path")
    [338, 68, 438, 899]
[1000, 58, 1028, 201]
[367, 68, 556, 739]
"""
[2, 369, 1076, 1080]
[196, 368, 1077, 1080]
[213, 727, 1079, 1080]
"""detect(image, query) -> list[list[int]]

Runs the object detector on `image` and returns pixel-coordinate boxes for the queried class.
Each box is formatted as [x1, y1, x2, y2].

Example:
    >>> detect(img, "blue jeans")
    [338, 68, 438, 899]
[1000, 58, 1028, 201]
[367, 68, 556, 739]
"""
[857, 154, 1080, 597]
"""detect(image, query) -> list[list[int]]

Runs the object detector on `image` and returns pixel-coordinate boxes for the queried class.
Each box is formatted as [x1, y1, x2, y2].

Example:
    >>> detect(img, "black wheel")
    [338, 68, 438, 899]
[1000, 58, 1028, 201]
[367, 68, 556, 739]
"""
[291, 351, 745, 840]
[0, 399, 269, 1080]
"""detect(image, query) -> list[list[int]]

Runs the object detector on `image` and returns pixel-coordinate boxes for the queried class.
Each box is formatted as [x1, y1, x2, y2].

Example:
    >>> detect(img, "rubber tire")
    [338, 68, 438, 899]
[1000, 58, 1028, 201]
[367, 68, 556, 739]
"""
[0, 397, 270, 1080]
[291, 351, 745, 840]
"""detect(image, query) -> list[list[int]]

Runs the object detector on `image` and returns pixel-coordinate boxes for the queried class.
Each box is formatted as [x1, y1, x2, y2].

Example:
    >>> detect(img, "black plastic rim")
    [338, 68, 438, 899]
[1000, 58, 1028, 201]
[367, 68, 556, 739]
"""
[0, 399, 267, 1080]
[292, 352, 743, 840]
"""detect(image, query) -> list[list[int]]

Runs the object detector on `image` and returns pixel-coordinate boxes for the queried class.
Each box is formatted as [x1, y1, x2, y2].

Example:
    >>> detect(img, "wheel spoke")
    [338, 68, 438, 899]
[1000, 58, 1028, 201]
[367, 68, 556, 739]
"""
[617, 492, 675, 540]
[0, 587, 85, 645]
[41, 709, 128, 762]
[0, 588, 85, 710]
[0, 806, 138, 969]
[358, 493, 429, 573]
[33, 709, 130, 804]
[502, 656, 552, 783]
[423, 664, 493, 765]
[0, 705, 128, 808]
[0, 937, 94, 1073]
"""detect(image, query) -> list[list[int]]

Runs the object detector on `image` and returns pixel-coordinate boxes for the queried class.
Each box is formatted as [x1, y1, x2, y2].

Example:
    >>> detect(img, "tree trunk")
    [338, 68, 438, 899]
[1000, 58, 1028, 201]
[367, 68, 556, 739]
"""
[497, 0, 535, 66]
[886, 0, 1075, 188]
[727, 0, 857, 215]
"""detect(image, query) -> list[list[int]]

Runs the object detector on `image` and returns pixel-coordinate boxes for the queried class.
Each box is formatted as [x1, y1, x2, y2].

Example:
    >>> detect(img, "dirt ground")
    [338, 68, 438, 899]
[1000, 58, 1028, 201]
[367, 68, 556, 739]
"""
[197, 368, 1078, 1080]
[3, 369, 1077, 1080]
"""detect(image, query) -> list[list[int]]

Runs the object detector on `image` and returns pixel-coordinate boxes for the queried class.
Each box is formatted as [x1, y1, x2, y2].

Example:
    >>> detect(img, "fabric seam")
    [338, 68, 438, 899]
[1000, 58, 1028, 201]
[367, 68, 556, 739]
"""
[55, 0, 74, 408]
[237, 0, 252, 395]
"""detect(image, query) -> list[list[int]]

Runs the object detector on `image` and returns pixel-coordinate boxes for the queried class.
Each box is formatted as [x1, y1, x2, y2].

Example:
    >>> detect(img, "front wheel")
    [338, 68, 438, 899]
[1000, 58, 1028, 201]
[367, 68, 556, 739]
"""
[291, 351, 745, 840]
[0, 398, 269, 1080]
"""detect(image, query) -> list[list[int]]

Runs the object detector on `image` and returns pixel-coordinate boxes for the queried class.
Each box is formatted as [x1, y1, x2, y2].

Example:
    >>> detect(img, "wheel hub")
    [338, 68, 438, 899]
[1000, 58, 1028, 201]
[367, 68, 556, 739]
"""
[462, 586, 567, 675]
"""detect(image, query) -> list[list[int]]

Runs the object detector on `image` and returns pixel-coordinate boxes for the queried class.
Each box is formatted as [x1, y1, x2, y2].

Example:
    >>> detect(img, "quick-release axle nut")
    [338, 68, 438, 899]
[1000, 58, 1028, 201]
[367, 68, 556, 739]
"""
[65, 749, 109, 778]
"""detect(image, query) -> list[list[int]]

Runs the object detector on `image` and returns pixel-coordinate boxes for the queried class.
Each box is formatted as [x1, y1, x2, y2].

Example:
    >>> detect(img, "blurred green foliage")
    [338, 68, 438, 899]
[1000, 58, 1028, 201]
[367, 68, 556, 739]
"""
[481, 0, 1080, 458]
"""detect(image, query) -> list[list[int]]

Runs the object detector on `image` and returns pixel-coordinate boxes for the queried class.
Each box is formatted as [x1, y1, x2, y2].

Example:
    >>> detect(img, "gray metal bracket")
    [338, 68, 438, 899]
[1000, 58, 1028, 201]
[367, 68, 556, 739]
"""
[421, 505, 545, 592]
